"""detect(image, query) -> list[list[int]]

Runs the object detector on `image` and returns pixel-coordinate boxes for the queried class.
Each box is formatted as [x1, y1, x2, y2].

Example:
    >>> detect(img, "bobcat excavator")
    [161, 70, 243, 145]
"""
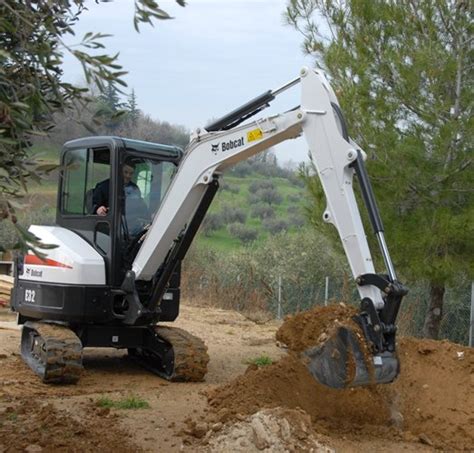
[11, 68, 407, 388]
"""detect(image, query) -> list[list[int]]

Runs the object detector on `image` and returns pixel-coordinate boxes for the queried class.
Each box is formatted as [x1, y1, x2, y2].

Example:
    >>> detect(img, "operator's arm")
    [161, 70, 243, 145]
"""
[93, 180, 110, 215]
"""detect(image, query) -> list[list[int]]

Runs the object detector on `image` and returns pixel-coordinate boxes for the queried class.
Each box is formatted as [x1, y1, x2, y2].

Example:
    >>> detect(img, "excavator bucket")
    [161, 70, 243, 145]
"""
[303, 325, 399, 389]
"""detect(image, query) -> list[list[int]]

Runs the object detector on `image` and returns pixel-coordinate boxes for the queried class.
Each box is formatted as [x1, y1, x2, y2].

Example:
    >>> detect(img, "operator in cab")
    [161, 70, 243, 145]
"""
[93, 159, 150, 236]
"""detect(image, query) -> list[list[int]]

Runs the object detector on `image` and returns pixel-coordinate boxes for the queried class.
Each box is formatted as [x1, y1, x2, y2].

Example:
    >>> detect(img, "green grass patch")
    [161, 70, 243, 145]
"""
[245, 355, 273, 367]
[96, 395, 150, 410]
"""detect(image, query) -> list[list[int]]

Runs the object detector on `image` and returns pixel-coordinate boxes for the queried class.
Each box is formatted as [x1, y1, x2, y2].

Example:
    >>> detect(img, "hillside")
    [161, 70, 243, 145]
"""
[10, 145, 307, 253]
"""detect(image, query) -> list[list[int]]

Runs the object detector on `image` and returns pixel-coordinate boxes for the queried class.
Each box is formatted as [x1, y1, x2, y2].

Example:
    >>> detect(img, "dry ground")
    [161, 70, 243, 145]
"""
[0, 304, 471, 452]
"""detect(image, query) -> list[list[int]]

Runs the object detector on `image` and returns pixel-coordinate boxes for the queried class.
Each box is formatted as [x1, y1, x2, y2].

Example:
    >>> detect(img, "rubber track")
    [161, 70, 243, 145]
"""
[22, 322, 83, 384]
[155, 326, 209, 382]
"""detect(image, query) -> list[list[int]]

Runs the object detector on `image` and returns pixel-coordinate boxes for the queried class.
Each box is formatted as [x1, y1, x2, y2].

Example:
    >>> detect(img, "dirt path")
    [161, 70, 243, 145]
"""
[0, 304, 471, 452]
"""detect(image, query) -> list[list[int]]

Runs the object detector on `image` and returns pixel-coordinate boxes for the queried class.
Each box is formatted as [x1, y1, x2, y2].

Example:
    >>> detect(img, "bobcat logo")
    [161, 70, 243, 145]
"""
[211, 143, 219, 155]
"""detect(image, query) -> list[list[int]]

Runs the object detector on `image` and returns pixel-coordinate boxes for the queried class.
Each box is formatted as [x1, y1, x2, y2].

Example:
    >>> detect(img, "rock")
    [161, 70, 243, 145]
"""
[211, 422, 223, 432]
[419, 433, 434, 446]
[25, 445, 42, 453]
[192, 422, 208, 439]
[251, 417, 271, 450]
[279, 418, 291, 441]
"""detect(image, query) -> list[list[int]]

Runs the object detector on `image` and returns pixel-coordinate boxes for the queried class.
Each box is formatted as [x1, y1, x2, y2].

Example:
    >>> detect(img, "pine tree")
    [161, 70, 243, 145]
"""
[96, 81, 126, 132]
[287, 0, 473, 338]
[127, 89, 140, 127]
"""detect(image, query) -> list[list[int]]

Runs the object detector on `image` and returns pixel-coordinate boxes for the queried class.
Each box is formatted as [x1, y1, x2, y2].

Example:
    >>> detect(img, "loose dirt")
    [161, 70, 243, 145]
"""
[207, 304, 474, 451]
[0, 303, 472, 452]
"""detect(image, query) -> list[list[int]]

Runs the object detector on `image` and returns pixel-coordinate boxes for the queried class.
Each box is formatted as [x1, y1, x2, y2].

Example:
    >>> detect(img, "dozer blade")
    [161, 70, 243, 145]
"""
[303, 325, 399, 389]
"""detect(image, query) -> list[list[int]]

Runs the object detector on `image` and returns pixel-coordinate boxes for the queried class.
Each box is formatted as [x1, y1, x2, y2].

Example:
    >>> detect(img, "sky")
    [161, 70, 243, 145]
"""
[61, 0, 315, 163]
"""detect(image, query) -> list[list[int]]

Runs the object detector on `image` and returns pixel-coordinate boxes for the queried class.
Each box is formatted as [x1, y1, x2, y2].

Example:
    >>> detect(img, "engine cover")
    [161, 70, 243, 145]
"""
[19, 226, 106, 286]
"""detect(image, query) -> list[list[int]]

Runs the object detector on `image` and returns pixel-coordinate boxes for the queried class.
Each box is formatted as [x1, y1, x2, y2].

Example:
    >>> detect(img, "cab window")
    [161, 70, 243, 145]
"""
[61, 147, 110, 215]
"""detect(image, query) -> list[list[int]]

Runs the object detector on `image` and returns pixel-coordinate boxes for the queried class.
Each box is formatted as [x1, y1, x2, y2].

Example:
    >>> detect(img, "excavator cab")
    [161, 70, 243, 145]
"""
[57, 137, 182, 287]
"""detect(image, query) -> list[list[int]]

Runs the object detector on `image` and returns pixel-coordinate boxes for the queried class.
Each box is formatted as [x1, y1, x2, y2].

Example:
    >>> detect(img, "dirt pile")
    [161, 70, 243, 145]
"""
[0, 400, 139, 452]
[207, 304, 474, 451]
[206, 408, 334, 452]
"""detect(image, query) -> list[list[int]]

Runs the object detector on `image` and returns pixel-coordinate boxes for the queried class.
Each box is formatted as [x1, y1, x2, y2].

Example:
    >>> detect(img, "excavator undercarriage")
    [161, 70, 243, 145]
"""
[21, 322, 209, 384]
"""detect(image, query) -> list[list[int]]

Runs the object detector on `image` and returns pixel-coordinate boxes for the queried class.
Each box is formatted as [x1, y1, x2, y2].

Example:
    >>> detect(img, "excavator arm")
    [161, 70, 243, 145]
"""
[126, 68, 407, 388]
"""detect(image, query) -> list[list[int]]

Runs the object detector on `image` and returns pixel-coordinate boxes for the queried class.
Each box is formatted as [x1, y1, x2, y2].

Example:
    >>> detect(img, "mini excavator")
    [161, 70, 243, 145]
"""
[11, 68, 407, 388]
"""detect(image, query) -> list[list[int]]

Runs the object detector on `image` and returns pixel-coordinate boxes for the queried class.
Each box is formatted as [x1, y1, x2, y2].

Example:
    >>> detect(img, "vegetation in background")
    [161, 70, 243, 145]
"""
[286, 0, 473, 339]
[0, 0, 185, 252]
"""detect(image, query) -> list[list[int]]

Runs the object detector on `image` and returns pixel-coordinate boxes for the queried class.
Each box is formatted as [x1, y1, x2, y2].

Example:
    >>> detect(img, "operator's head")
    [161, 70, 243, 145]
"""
[123, 159, 136, 185]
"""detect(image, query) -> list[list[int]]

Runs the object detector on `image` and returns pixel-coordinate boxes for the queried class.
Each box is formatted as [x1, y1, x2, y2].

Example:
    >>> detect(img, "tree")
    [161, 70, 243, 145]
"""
[96, 81, 127, 132]
[127, 89, 141, 127]
[0, 0, 185, 252]
[287, 0, 473, 338]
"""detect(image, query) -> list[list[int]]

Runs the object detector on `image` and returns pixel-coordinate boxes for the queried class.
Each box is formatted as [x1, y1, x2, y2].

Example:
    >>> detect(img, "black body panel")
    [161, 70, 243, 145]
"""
[12, 274, 181, 325]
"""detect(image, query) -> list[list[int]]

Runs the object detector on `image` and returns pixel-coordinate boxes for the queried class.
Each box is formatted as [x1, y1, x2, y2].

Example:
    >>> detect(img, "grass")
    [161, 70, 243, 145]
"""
[96, 395, 150, 410]
[6, 412, 18, 422]
[245, 355, 273, 367]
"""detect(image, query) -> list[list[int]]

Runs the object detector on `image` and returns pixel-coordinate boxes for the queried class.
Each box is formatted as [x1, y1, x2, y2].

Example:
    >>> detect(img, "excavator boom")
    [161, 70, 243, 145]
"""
[127, 67, 407, 388]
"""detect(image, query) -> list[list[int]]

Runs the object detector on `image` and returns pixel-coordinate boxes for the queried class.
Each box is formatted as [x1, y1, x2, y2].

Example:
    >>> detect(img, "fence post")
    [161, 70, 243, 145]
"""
[469, 281, 473, 347]
[324, 276, 329, 306]
[277, 275, 282, 320]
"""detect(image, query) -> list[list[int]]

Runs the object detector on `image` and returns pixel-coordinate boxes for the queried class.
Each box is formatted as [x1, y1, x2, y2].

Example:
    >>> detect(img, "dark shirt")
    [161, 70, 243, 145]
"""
[93, 179, 149, 236]
[92, 179, 141, 214]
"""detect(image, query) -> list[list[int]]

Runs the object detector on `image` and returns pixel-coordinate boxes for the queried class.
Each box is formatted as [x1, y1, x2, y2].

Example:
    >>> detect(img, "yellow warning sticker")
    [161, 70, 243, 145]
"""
[247, 128, 263, 142]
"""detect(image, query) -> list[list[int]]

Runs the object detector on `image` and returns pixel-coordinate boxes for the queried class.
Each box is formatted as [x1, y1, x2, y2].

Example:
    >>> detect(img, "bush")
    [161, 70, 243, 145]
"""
[259, 188, 283, 206]
[247, 193, 261, 205]
[262, 218, 289, 234]
[249, 179, 275, 193]
[250, 204, 275, 220]
[227, 223, 259, 243]
[287, 193, 301, 203]
[221, 205, 246, 224]
[230, 161, 252, 177]
[221, 182, 240, 194]
[287, 205, 301, 215]
[201, 212, 223, 236]
[289, 215, 305, 228]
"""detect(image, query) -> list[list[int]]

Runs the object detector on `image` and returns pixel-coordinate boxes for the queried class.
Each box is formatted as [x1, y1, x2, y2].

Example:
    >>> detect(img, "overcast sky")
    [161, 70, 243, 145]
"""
[62, 0, 315, 163]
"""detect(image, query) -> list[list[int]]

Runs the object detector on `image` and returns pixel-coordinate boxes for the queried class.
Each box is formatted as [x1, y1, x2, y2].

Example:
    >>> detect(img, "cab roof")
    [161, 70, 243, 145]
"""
[63, 136, 183, 161]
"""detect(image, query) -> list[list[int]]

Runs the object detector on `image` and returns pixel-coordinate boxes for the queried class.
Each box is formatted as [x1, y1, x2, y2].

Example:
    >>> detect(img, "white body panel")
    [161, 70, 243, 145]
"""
[132, 68, 385, 308]
[20, 226, 106, 285]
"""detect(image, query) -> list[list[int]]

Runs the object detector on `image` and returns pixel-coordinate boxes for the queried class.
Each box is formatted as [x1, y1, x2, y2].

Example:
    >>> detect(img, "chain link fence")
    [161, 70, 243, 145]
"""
[183, 236, 473, 346]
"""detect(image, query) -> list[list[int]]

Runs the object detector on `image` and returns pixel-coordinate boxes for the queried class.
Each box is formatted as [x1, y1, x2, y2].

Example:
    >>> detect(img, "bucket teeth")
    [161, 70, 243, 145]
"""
[303, 326, 399, 389]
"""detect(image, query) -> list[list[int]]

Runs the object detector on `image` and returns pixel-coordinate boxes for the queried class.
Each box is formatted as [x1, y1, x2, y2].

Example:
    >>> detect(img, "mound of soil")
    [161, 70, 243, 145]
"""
[0, 400, 139, 452]
[206, 408, 333, 453]
[208, 304, 474, 451]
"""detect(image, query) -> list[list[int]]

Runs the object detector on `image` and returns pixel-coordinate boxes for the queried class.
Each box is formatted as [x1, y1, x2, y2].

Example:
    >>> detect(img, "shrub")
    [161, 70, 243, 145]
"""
[289, 215, 305, 228]
[227, 223, 258, 243]
[287, 193, 301, 203]
[249, 179, 275, 193]
[201, 212, 223, 236]
[221, 182, 240, 194]
[250, 204, 275, 220]
[230, 161, 252, 177]
[247, 193, 261, 205]
[221, 205, 246, 224]
[259, 188, 283, 206]
[287, 205, 300, 215]
[262, 218, 289, 234]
